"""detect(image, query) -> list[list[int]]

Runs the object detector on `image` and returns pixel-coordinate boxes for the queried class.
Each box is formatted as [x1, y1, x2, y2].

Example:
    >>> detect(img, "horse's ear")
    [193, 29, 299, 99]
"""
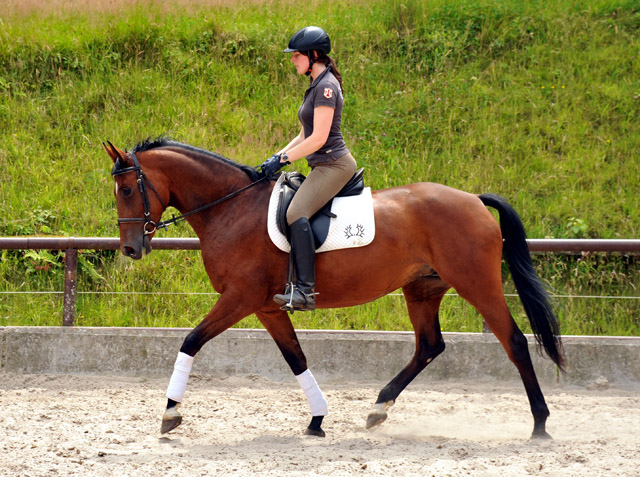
[103, 141, 128, 164]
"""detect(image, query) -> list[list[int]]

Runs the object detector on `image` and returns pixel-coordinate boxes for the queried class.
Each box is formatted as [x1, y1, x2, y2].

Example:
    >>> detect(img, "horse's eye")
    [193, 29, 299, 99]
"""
[121, 187, 133, 198]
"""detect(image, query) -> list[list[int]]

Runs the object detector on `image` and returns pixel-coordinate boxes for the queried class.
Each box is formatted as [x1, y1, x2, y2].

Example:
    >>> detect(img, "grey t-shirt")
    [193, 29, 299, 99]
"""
[297, 67, 350, 166]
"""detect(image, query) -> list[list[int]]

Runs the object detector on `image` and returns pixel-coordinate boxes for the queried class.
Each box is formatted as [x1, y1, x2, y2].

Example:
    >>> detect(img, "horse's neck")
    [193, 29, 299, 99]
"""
[153, 152, 264, 237]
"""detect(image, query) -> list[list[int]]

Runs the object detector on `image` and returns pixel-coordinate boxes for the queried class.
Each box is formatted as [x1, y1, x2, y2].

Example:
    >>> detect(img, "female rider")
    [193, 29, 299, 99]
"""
[261, 26, 357, 312]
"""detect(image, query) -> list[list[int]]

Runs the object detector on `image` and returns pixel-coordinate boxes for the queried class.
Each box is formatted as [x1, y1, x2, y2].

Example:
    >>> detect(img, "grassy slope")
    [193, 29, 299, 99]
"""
[0, 0, 638, 333]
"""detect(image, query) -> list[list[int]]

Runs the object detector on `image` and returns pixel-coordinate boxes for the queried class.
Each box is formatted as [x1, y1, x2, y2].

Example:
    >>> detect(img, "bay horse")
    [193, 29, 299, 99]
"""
[104, 137, 564, 439]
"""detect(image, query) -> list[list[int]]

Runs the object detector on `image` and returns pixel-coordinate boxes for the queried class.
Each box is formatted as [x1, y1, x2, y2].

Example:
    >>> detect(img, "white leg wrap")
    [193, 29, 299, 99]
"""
[166, 352, 194, 403]
[296, 369, 328, 416]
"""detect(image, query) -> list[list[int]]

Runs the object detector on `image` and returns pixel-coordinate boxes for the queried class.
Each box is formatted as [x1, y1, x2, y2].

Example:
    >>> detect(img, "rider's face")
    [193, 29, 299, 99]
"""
[290, 52, 310, 75]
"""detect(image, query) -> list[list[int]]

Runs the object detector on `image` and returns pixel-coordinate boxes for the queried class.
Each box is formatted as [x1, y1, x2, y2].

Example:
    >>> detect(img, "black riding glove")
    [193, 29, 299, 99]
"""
[260, 154, 288, 178]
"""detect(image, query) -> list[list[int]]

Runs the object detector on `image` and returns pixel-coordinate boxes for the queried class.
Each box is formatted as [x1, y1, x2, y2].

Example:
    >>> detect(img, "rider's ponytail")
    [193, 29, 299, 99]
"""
[326, 55, 343, 94]
[313, 52, 343, 94]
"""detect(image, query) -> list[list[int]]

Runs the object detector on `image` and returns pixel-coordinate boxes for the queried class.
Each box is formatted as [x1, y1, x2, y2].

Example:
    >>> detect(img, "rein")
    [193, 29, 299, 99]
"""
[112, 151, 268, 235]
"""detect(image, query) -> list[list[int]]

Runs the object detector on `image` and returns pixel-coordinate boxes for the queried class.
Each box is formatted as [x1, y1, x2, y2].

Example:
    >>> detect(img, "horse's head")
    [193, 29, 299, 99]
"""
[104, 141, 168, 260]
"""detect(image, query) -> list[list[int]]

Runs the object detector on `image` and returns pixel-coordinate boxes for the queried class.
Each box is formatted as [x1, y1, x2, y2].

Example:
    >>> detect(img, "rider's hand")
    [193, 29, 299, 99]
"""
[260, 154, 287, 178]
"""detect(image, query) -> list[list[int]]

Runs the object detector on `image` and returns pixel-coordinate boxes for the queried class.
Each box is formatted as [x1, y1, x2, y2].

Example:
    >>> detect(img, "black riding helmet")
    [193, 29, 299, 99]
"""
[284, 26, 331, 55]
[285, 26, 331, 75]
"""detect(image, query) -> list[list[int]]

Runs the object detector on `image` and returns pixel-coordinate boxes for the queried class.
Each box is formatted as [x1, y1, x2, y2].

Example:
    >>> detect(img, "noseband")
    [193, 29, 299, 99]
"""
[111, 151, 269, 237]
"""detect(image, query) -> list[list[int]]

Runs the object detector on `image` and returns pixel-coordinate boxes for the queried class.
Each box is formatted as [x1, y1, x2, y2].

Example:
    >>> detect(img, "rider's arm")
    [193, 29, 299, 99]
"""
[278, 127, 305, 156]
[279, 106, 334, 163]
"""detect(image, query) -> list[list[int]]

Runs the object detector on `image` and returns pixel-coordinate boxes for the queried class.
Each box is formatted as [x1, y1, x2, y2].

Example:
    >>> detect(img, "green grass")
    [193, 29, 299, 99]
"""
[1, 0, 639, 334]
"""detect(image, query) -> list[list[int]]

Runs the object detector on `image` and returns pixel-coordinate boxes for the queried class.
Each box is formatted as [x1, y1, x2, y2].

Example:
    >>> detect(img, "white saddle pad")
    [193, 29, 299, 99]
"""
[267, 173, 376, 253]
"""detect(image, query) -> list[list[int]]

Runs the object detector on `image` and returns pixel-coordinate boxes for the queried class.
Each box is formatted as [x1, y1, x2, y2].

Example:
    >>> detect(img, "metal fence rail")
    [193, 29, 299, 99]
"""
[2, 237, 639, 326]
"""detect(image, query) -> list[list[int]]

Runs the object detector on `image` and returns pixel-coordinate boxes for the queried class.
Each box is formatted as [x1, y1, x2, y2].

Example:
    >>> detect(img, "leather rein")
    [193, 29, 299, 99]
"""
[112, 151, 268, 235]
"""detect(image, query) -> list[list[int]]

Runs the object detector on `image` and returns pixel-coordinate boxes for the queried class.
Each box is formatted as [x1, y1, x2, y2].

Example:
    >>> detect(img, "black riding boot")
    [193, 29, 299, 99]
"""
[274, 218, 316, 311]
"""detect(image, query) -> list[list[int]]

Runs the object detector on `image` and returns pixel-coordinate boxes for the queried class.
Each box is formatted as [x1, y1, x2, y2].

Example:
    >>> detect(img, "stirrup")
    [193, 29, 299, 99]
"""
[274, 284, 317, 312]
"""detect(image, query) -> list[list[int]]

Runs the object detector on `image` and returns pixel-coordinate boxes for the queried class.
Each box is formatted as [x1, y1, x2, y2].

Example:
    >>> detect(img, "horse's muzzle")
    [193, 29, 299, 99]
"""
[122, 244, 142, 260]
[121, 235, 152, 260]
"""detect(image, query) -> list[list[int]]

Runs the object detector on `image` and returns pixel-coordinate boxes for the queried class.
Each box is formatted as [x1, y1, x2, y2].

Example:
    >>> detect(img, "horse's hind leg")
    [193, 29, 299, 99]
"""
[458, 286, 552, 439]
[433, 196, 555, 439]
[487, 311, 551, 438]
[366, 278, 448, 429]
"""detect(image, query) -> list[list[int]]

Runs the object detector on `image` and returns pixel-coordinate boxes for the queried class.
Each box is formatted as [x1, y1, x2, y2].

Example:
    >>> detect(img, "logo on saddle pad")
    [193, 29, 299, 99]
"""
[344, 224, 366, 239]
[267, 174, 376, 253]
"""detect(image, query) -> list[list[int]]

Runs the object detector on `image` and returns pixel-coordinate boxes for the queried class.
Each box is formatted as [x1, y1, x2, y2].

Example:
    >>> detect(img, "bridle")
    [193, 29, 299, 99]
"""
[112, 151, 166, 236]
[111, 151, 268, 236]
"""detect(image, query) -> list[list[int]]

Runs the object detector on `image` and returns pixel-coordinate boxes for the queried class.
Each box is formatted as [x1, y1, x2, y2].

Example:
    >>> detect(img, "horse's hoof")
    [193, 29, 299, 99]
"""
[161, 407, 182, 434]
[366, 411, 387, 429]
[531, 430, 553, 440]
[304, 416, 325, 437]
[305, 427, 326, 437]
[366, 401, 393, 429]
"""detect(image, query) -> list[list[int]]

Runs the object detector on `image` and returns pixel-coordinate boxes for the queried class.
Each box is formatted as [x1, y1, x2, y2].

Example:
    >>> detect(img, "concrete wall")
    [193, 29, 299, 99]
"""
[1, 327, 639, 388]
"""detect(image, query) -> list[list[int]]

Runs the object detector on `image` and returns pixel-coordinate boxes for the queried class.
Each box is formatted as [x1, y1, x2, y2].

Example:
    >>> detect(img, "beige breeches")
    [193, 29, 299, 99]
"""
[286, 153, 358, 225]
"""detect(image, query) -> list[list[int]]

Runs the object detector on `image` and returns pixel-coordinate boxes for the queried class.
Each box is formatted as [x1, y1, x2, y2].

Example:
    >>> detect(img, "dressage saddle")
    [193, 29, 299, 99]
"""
[276, 168, 365, 249]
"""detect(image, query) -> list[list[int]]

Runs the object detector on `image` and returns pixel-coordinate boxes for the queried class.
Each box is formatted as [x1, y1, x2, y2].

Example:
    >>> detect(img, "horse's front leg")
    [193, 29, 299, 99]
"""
[256, 310, 328, 437]
[161, 293, 252, 434]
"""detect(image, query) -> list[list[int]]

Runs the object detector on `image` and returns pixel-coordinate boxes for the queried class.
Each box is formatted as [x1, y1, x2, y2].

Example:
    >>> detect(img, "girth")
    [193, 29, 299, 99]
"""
[276, 168, 365, 249]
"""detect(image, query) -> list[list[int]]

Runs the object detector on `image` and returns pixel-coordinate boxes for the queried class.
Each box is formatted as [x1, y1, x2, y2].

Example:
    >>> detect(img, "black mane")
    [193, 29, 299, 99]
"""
[131, 136, 263, 181]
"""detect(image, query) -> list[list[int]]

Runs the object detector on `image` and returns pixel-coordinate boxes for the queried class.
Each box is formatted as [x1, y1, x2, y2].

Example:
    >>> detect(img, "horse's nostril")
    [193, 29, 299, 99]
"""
[123, 246, 136, 257]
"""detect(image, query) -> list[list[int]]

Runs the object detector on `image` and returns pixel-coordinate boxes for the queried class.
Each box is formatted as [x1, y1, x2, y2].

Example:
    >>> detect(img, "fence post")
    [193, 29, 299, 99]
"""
[62, 249, 78, 326]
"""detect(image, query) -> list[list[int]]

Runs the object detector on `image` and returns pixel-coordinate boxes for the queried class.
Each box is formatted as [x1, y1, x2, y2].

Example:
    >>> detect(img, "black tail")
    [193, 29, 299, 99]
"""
[479, 193, 565, 370]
